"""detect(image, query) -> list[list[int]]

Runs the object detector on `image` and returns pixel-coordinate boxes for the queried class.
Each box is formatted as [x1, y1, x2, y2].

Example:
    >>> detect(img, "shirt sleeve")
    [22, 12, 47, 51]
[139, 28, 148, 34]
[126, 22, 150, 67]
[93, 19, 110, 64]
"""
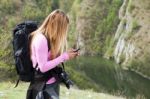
[33, 34, 69, 73]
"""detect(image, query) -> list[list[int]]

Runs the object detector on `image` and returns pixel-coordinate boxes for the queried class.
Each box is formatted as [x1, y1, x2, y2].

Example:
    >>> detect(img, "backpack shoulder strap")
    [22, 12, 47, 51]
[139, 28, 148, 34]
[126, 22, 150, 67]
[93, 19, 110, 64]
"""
[61, 62, 65, 70]
[14, 78, 20, 88]
[44, 35, 51, 50]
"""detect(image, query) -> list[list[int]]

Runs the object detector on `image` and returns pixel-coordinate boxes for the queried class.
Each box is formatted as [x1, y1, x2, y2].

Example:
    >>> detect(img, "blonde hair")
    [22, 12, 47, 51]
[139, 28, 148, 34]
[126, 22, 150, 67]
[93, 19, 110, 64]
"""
[31, 9, 69, 59]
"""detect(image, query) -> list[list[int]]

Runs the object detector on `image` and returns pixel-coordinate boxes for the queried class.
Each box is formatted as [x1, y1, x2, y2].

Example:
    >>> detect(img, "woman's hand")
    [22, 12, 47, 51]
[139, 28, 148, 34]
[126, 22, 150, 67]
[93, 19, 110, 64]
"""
[67, 49, 80, 60]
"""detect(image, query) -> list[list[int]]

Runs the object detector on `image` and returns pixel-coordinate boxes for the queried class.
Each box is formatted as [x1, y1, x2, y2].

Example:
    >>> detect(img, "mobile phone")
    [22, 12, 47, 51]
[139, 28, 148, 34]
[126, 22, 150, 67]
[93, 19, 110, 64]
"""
[73, 48, 80, 52]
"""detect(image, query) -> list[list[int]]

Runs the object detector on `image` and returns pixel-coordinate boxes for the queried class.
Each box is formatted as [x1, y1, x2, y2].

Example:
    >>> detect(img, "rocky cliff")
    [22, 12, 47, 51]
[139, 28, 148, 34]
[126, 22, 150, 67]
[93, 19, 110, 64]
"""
[112, 0, 150, 77]
[68, 0, 150, 77]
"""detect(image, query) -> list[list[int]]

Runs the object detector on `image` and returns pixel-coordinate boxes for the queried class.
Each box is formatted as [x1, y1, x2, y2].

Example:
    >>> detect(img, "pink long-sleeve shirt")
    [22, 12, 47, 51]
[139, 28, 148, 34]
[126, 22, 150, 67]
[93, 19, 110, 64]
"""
[30, 33, 69, 84]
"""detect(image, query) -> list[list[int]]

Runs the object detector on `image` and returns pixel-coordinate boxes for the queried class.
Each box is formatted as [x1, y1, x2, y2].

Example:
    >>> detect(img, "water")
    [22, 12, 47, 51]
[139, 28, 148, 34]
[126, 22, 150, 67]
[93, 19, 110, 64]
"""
[66, 56, 150, 98]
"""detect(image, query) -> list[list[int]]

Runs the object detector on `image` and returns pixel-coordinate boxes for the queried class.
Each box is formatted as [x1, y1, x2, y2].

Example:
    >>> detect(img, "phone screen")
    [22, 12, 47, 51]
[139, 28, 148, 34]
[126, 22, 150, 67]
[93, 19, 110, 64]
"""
[74, 48, 80, 52]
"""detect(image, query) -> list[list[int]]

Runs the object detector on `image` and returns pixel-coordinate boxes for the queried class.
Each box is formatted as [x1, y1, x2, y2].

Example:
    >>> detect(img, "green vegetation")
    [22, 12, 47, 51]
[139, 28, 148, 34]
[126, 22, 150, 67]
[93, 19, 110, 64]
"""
[132, 19, 141, 31]
[128, 53, 150, 77]
[66, 56, 150, 98]
[0, 0, 150, 99]
[68, 0, 122, 55]
[0, 0, 122, 70]
[0, 82, 125, 99]
[0, 0, 17, 14]
[0, 0, 122, 65]
[128, 0, 135, 13]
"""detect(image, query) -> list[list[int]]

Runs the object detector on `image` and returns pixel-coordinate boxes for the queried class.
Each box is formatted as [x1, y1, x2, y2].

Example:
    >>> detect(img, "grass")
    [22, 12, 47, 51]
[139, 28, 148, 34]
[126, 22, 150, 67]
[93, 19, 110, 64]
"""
[0, 82, 125, 99]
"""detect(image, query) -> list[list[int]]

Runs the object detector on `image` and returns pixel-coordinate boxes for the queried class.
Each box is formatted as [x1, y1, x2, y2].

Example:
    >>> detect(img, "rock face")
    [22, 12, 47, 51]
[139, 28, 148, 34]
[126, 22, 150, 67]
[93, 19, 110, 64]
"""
[113, 0, 150, 77]
[114, 0, 136, 65]
[71, 0, 150, 77]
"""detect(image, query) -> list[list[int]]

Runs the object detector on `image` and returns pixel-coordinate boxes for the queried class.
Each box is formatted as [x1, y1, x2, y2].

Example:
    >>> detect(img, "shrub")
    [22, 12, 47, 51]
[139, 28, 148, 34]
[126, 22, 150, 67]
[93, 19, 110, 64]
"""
[22, 4, 43, 21]
[132, 19, 141, 31]
[0, 0, 20, 14]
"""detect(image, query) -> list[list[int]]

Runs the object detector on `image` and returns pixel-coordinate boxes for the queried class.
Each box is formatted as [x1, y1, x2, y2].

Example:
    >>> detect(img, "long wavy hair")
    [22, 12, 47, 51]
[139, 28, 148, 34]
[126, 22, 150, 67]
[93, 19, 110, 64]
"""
[30, 9, 69, 59]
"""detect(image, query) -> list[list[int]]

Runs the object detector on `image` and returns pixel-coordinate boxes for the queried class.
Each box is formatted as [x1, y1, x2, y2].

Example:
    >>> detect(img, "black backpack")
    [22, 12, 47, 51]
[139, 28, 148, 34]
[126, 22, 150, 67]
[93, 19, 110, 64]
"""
[12, 21, 61, 83]
[12, 21, 38, 85]
[12, 21, 73, 88]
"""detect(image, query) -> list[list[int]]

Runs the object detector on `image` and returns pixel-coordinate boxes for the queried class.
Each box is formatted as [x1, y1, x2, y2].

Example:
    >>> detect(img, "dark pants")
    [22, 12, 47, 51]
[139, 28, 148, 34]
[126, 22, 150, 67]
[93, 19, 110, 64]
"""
[44, 83, 60, 99]
[26, 81, 60, 99]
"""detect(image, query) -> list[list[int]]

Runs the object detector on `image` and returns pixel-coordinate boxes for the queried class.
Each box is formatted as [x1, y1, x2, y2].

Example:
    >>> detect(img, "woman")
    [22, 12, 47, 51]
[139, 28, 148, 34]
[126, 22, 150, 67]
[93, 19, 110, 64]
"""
[27, 9, 79, 99]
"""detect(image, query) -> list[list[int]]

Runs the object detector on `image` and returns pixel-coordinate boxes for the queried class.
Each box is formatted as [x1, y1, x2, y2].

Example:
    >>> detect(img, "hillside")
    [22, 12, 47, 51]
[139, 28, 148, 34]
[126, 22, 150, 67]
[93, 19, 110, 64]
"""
[0, 0, 150, 99]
